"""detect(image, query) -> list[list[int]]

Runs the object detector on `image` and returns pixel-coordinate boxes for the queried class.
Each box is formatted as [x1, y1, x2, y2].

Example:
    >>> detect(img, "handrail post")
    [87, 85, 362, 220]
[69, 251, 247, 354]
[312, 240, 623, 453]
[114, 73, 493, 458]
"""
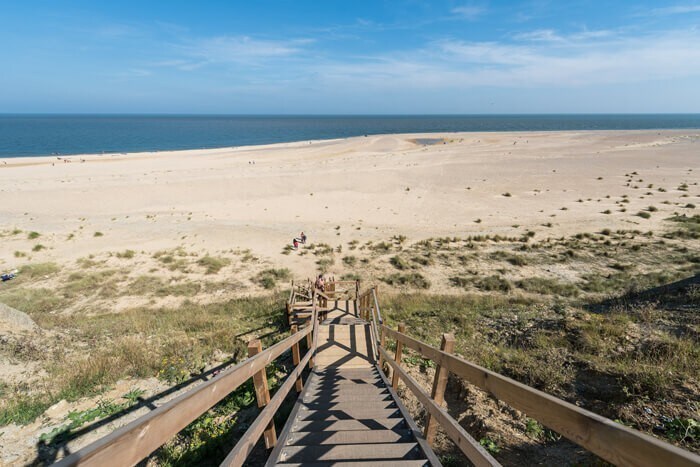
[424, 333, 456, 445]
[247, 339, 277, 449]
[291, 325, 304, 392]
[306, 328, 314, 369]
[286, 301, 292, 325]
[391, 323, 406, 389]
[378, 325, 386, 369]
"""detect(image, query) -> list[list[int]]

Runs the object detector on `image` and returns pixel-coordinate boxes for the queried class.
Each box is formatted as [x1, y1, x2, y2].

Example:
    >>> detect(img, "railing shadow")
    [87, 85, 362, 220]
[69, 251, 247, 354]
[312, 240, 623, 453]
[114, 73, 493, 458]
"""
[28, 326, 286, 466]
[582, 273, 699, 314]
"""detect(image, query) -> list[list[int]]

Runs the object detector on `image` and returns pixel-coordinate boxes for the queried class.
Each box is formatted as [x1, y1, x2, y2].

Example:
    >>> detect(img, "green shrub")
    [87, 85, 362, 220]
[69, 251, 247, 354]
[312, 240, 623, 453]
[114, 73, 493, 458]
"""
[381, 273, 430, 289]
[389, 255, 411, 270]
[197, 255, 230, 274]
[254, 268, 291, 289]
[476, 275, 512, 292]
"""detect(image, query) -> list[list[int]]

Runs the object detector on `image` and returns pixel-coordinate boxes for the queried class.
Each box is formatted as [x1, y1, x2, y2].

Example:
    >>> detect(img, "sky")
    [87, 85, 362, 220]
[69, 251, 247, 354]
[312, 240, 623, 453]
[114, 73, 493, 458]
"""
[1, 0, 699, 114]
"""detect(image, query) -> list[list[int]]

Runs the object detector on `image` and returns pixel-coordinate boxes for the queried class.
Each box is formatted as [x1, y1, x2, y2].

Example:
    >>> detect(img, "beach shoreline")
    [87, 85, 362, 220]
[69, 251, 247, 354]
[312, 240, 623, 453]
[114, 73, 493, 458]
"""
[0, 129, 698, 284]
[2, 128, 699, 165]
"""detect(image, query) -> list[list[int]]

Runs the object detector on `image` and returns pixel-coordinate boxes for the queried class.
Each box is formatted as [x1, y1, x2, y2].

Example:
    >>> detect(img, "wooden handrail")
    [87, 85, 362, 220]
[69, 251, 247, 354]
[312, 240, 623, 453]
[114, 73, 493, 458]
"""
[54, 326, 311, 467]
[221, 343, 315, 466]
[382, 325, 700, 467]
[379, 347, 501, 466]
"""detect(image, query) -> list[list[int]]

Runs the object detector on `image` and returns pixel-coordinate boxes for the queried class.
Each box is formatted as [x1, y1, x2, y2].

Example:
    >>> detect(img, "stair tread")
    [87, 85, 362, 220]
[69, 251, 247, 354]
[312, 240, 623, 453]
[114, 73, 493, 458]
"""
[277, 462, 429, 467]
[285, 429, 413, 446]
[303, 394, 392, 403]
[293, 418, 408, 432]
[279, 442, 422, 462]
[297, 407, 402, 421]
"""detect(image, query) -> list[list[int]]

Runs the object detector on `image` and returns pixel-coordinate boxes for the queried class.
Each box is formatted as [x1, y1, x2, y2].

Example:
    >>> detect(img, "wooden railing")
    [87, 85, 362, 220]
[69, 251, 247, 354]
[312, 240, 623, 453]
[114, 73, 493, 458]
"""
[375, 322, 700, 467]
[55, 289, 321, 467]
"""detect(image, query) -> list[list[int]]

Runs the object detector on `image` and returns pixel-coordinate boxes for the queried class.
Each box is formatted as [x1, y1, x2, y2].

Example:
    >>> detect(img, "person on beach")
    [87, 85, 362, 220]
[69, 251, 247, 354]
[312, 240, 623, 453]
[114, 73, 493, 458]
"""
[292, 238, 299, 250]
[300, 232, 307, 244]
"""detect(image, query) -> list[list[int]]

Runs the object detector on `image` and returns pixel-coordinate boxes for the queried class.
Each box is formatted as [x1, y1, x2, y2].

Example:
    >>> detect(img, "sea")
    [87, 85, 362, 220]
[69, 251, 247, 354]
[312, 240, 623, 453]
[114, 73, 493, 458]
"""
[1, 114, 699, 158]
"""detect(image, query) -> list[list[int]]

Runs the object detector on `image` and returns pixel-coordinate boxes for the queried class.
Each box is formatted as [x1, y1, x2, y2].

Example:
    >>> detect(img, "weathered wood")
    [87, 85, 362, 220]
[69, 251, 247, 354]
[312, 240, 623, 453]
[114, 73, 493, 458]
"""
[424, 333, 455, 445]
[391, 323, 406, 389]
[53, 326, 310, 467]
[382, 325, 700, 467]
[379, 347, 500, 467]
[291, 325, 303, 393]
[248, 339, 277, 449]
[306, 329, 314, 369]
[221, 344, 314, 466]
[378, 325, 386, 368]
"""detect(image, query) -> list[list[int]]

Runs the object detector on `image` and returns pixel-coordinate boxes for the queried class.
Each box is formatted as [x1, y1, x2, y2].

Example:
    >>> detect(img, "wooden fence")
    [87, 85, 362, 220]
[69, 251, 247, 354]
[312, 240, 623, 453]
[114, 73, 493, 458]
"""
[376, 321, 700, 467]
[55, 290, 321, 467]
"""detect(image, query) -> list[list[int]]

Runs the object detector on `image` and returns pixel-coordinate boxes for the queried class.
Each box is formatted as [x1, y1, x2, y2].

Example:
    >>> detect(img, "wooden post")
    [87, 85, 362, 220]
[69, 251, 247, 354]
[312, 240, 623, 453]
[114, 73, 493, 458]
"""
[306, 329, 314, 369]
[286, 302, 292, 325]
[291, 325, 303, 393]
[247, 339, 276, 449]
[378, 326, 386, 368]
[391, 323, 406, 389]
[424, 333, 456, 445]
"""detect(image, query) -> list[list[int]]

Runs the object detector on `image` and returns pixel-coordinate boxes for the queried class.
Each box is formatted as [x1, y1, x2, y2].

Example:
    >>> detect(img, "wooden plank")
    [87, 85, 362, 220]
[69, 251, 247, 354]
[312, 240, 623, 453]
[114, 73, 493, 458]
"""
[54, 326, 311, 467]
[391, 323, 406, 389]
[291, 325, 304, 393]
[424, 333, 455, 445]
[382, 326, 700, 467]
[379, 347, 500, 467]
[286, 429, 412, 445]
[220, 343, 314, 466]
[306, 328, 314, 369]
[248, 339, 277, 449]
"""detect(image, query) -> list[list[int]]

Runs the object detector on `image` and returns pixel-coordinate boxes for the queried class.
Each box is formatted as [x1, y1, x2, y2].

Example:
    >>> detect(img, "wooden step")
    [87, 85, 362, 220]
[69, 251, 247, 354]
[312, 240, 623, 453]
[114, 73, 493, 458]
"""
[278, 461, 429, 467]
[308, 380, 384, 390]
[300, 400, 396, 412]
[286, 429, 413, 446]
[278, 443, 422, 463]
[304, 388, 389, 400]
[303, 393, 393, 404]
[297, 407, 402, 421]
[293, 418, 408, 432]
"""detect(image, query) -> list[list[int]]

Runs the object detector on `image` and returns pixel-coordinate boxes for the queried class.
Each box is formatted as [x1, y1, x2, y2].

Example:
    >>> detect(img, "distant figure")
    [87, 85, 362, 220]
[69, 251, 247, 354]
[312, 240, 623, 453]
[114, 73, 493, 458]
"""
[1, 269, 18, 282]
[292, 238, 299, 250]
[315, 274, 325, 292]
[300, 232, 307, 244]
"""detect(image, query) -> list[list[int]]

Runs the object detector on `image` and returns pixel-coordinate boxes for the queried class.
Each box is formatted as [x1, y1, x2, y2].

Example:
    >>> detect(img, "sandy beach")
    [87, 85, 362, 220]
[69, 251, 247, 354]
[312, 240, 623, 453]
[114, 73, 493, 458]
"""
[1, 130, 698, 282]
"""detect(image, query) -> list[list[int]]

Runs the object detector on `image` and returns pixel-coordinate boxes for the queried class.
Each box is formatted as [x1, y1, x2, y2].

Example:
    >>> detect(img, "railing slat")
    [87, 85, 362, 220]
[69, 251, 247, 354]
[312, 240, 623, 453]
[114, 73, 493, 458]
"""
[379, 346, 501, 467]
[54, 326, 311, 467]
[382, 325, 700, 467]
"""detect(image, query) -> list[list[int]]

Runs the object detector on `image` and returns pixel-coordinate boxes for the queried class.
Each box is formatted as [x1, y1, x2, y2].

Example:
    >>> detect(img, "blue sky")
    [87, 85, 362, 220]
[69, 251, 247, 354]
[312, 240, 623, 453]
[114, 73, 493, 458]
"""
[1, 1, 699, 113]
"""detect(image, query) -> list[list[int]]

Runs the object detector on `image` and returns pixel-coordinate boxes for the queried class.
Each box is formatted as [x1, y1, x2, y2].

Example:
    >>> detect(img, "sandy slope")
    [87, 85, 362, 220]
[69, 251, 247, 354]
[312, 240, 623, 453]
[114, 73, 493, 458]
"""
[1, 130, 698, 278]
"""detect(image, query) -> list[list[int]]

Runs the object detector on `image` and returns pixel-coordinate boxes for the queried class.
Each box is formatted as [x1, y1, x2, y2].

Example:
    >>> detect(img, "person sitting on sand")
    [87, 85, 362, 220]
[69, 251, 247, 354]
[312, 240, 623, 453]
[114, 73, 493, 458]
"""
[292, 238, 299, 250]
[300, 232, 307, 244]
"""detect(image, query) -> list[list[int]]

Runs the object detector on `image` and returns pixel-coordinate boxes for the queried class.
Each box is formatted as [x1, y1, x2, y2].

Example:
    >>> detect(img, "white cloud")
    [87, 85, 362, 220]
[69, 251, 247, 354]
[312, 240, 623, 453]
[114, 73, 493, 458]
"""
[515, 28, 616, 43]
[306, 29, 700, 90]
[189, 36, 310, 62]
[451, 5, 486, 20]
[514, 29, 563, 42]
[648, 4, 700, 15]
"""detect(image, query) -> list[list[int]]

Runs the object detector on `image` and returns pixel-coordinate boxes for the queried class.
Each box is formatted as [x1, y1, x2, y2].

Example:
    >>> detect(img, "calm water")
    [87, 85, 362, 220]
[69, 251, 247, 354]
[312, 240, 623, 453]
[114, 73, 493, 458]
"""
[1, 114, 699, 158]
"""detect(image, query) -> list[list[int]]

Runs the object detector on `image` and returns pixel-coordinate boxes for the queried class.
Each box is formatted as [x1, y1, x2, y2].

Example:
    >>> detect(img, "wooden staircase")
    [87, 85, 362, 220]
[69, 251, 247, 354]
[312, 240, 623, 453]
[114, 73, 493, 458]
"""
[266, 299, 439, 466]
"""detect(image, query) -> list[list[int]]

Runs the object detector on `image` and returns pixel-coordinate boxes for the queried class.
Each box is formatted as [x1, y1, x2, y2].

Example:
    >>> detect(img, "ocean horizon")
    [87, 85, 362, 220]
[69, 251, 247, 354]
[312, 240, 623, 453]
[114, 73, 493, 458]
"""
[1, 113, 699, 158]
